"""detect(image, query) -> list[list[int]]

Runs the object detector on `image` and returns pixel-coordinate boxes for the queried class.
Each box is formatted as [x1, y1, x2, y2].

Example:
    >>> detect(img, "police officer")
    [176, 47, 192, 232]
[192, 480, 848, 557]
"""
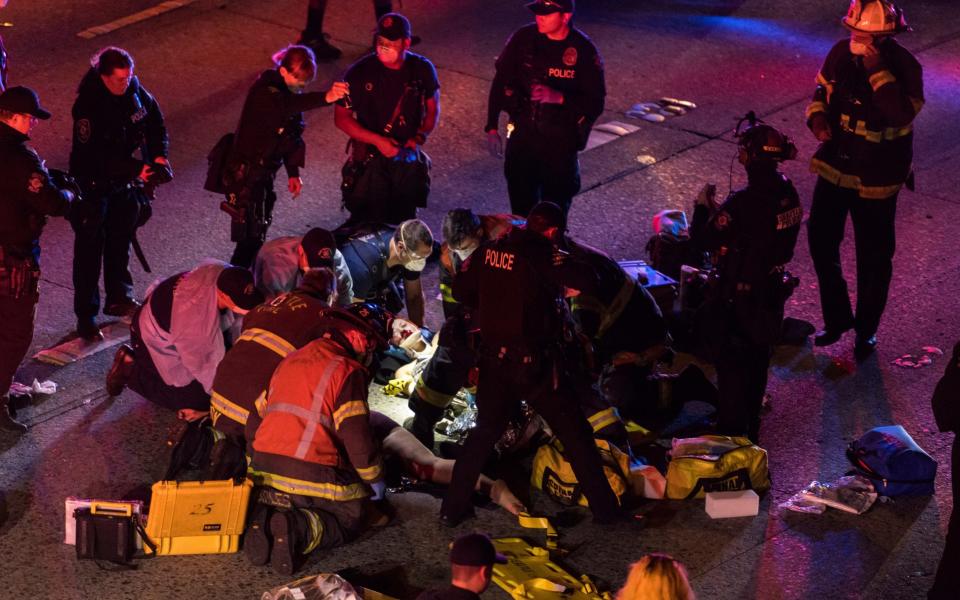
[336, 13, 440, 225]
[253, 227, 353, 304]
[69, 47, 170, 340]
[0, 86, 76, 433]
[485, 0, 605, 218]
[225, 46, 349, 268]
[440, 207, 621, 525]
[298, 0, 393, 60]
[336, 219, 432, 326]
[691, 114, 802, 443]
[806, 0, 922, 360]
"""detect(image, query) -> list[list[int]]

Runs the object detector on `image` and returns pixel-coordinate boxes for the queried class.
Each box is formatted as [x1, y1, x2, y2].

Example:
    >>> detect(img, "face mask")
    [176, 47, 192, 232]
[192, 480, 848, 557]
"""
[849, 39, 872, 56]
[453, 246, 476, 261]
[405, 257, 427, 272]
[287, 82, 306, 94]
[377, 46, 401, 65]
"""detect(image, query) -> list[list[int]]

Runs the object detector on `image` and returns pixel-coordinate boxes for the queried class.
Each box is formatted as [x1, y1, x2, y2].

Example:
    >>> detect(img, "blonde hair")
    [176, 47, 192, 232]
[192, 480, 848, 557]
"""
[615, 554, 695, 600]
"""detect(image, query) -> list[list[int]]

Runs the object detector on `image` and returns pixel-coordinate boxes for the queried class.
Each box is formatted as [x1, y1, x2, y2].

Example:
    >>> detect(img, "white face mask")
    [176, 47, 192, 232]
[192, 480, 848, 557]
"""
[453, 246, 476, 261]
[405, 257, 427, 272]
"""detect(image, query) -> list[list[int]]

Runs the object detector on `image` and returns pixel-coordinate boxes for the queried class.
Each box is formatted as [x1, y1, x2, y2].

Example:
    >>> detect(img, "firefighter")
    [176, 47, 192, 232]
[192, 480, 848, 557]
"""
[204, 269, 338, 479]
[485, 0, 605, 218]
[245, 303, 393, 575]
[336, 12, 440, 225]
[691, 114, 802, 443]
[69, 46, 170, 341]
[403, 209, 521, 448]
[224, 45, 349, 268]
[440, 206, 622, 525]
[253, 227, 354, 304]
[105, 262, 264, 412]
[806, 0, 923, 360]
[0, 86, 77, 433]
[336, 219, 432, 326]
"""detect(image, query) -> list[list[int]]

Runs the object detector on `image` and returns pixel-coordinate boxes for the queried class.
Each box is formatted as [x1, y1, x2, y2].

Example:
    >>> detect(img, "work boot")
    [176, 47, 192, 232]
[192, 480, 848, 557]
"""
[405, 393, 445, 449]
[813, 325, 852, 347]
[0, 400, 27, 434]
[854, 335, 878, 361]
[103, 298, 141, 318]
[300, 35, 342, 61]
[77, 318, 104, 342]
[244, 503, 273, 566]
[106, 344, 135, 397]
[269, 509, 311, 576]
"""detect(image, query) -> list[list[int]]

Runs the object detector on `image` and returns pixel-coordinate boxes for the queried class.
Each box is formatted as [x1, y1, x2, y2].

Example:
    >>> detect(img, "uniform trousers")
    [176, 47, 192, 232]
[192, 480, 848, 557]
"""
[504, 129, 580, 218]
[71, 187, 141, 321]
[230, 178, 277, 268]
[929, 437, 960, 599]
[342, 151, 428, 227]
[808, 177, 898, 338]
[0, 280, 38, 405]
[441, 349, 620, 521]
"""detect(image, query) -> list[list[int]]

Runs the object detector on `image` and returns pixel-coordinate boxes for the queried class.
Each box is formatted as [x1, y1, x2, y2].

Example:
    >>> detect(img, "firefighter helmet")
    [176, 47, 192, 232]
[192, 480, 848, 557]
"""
[841, 0, 909, 35]
[734, 112, 797, 164]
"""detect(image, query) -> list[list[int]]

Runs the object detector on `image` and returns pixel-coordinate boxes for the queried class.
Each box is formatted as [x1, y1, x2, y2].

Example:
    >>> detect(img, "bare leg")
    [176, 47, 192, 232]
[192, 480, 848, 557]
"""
[382, 426, 525, 514]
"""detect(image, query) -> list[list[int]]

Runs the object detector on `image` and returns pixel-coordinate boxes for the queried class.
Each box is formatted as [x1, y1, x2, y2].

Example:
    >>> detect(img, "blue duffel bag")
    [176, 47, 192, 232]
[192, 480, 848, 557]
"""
[846, 425, 937, 496]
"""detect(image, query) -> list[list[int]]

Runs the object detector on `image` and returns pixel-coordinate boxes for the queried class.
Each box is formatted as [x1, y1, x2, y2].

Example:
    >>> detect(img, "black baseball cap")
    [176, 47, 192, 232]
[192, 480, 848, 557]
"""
[301, 227, 337, 269]
[526, 0, 574, 15]
[376, 12, 412, 41]
[527, 201, 566, 235]
[217, 266, 264, 311]
[449, 533, 508, 567]
[0, 86, 52, 119]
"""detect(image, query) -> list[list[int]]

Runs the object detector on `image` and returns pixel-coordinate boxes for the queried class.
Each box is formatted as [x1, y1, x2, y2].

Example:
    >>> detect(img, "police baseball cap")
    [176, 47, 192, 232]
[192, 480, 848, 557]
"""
[376, 12, 412, 41]
[526, 0, 574, 15]
[301, 227, 337, 269]
[0, 86, 52, 120]
[216, 266, 264, 311]
[449, 533, 507, 567]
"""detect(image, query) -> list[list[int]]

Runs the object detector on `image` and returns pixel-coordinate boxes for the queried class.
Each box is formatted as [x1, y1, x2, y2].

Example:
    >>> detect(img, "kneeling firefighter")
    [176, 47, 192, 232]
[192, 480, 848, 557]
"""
[692, 112, 802, 443]
[245, 303, 393, 575]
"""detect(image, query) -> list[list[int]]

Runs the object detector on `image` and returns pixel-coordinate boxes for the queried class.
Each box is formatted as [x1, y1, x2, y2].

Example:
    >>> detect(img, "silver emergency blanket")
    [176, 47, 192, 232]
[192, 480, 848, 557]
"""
[253, 235, 354, 305]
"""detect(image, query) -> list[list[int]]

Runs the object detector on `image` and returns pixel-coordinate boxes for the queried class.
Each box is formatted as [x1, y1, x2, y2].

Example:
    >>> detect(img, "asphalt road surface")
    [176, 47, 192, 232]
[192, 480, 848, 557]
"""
[1, 0, 959, 598]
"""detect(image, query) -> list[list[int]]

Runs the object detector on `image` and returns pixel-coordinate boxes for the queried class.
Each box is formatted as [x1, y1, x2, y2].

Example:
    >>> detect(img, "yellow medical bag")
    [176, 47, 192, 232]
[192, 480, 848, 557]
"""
[144, 478, 253, 555]
[665, 435, 770, 500]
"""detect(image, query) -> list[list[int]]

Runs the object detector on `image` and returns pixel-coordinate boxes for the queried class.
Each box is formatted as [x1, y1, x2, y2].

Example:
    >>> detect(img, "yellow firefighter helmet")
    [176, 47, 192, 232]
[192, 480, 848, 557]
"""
[842, 0, 910, 35]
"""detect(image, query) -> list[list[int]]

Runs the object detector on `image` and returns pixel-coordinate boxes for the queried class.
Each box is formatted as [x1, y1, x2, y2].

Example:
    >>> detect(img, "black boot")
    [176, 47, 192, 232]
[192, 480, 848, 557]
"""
[244, 502, 273, 566]
[105, 344, 134, 397]
[0, 399, 27, 434]
[405, 392, 445, 450]
[270, 509, 313, 576]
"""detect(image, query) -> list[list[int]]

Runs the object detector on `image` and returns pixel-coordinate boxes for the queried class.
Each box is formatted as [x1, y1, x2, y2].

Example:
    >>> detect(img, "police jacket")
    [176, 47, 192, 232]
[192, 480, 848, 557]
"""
[692, 169, 802, 298]
[439, 213, 523, 318]
[249, 338, 384, 502]
[564, 238, 668, 362]
[337, 225, 420, 303]
[69, 69, 168, 195]
[138, 261, 239, 392]
[0, 122, 72, 261]
[806, 38, 923, 199]
[210, 288, 335, 432]
[253, 235, 354, 305]
[486, 24, 605, 150]
[232, 69, 331, 180]
[454, 227, 582, 349]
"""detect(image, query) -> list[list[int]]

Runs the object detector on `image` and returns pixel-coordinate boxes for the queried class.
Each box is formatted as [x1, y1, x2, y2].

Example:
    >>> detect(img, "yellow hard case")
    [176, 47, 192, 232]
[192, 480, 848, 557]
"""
[144, 478, 253, 555]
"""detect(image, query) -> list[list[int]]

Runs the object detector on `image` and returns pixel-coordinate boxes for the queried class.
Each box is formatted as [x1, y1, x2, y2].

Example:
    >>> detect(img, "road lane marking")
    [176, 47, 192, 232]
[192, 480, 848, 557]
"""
[76, 0, 196, 39]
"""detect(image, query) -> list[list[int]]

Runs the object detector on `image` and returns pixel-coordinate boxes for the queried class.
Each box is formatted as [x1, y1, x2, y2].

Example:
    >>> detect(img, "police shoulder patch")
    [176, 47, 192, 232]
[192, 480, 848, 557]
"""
[76, 118, 91, 144]
[563, 47, 578, 67]
[27, 172, 44, 194]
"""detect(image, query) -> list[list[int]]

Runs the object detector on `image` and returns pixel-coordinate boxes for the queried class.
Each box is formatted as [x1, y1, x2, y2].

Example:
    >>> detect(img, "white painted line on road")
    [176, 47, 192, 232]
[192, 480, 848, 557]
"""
[76, 0, 196, 39]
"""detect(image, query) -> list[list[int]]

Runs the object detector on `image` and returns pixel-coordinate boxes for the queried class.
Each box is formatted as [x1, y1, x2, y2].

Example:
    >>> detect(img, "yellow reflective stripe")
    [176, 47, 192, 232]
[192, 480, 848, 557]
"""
[210, 391, 250, 425]
[598, 277, 636, 338]
[355, 463, 382, 482]
[333, 400, 368, 430]
[587, 407, 620, 433]
[805, 101, 827, 120]
[810, 158, 903, 200]
[838, 114, 912, 143]
[569, 295, 603, 314]
[254, 391, 267, 418]
[301, 509, 324, 554]
[237, 328, 296, 358]
[439, 283, 457, 304]
[869, 70, 896, 91]
[414, 373, 456, 408]
[247, 469, 369, 501]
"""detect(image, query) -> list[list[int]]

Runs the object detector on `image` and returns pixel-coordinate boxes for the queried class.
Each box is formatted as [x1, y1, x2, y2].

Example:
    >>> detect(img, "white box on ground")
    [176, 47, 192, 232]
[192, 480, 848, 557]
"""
[705, 490, 759, 519]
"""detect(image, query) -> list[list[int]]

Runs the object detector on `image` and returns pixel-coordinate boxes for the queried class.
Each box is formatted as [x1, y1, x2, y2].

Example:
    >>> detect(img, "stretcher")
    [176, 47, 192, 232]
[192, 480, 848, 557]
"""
[491, 537, 610, 600]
